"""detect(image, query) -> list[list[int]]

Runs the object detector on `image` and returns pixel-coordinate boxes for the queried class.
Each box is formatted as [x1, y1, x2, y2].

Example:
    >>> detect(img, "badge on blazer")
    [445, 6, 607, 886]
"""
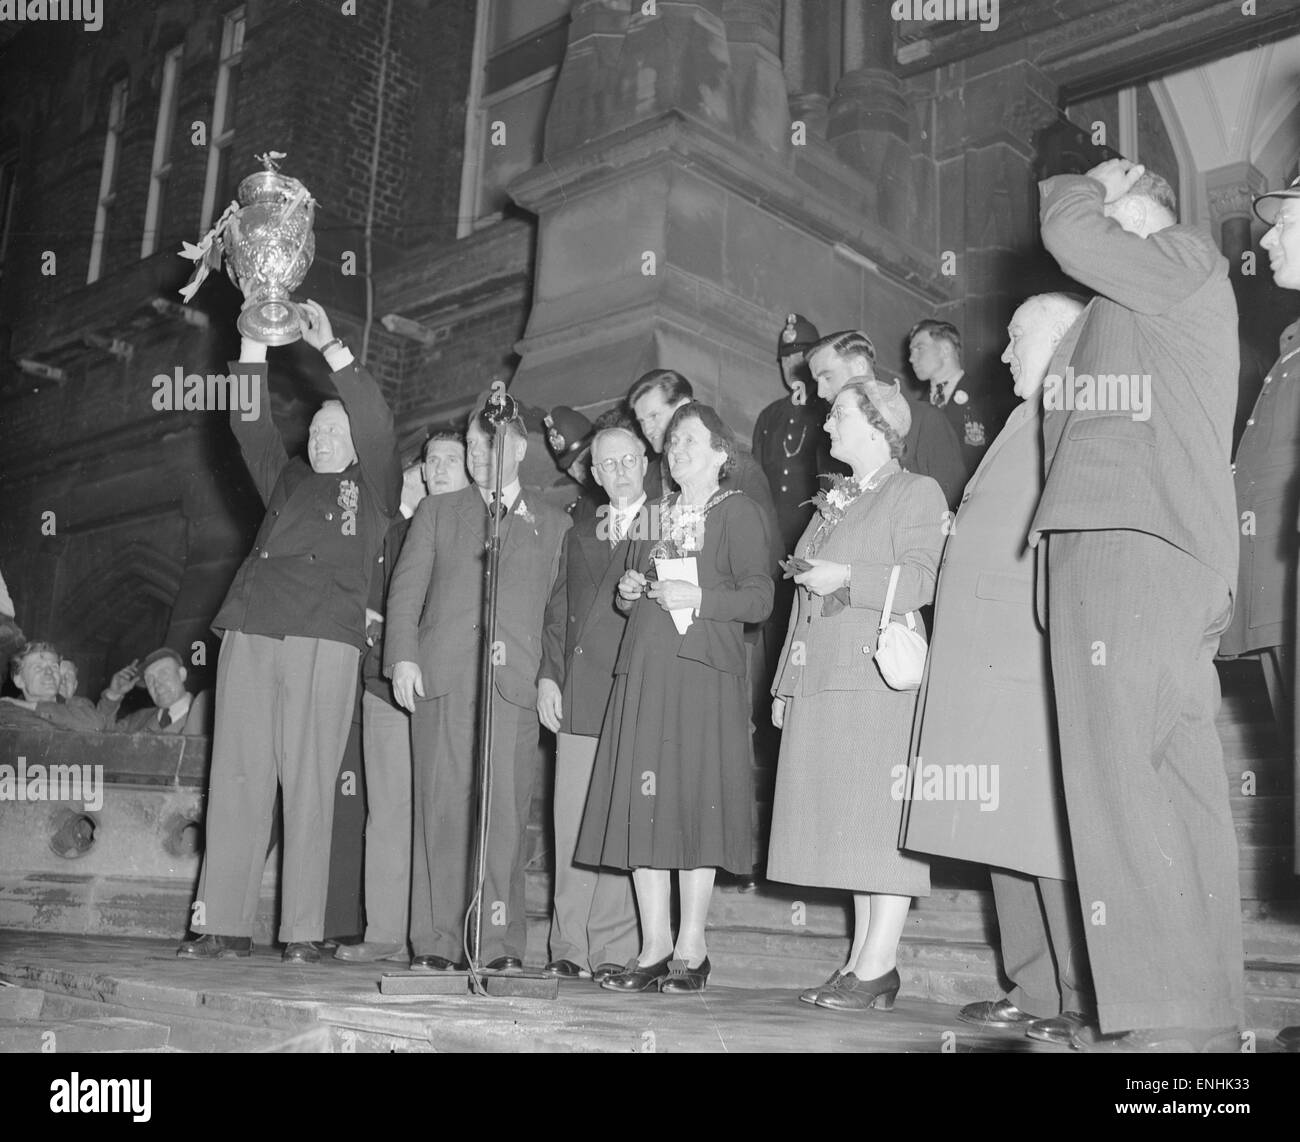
[964, 419, 986, 447]
[953, 389, 969, 406]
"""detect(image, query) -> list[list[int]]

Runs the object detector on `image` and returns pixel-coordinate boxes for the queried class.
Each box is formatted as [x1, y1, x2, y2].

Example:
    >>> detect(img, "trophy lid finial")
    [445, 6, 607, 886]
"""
[255, 151, 287, 172]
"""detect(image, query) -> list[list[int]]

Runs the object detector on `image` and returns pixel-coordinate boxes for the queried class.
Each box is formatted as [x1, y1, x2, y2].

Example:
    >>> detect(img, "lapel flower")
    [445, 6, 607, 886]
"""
[805, 473, 864, 527]
[514, 497, 536, 529]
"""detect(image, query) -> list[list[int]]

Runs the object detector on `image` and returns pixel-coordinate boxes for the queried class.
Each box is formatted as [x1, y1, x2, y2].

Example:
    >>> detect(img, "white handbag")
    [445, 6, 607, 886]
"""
[874, 564, 927, 691]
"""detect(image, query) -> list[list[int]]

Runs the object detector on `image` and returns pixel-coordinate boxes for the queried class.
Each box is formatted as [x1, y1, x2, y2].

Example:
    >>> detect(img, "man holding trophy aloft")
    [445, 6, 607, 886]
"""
[177, 156, 402, 964]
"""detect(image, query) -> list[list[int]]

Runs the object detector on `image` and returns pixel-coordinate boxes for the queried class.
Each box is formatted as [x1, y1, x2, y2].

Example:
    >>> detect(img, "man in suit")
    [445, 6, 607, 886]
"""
[806, 331, 967, 510]
[333, 447, 462, 962]
[98, 647, 213, 736]
[902, 292, 1094, 1046]
[387, 402, 570, 972]
[1030, 159, 1242, 1052]
[178, 299, 401, 965]
[908, 319, 1006, 482]
[537, 426, 644, 981]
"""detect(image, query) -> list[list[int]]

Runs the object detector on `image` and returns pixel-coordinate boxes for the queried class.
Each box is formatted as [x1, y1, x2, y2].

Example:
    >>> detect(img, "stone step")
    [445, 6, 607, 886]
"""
[0, 1016, 170, 1053]
[0, 984, 44, 1019]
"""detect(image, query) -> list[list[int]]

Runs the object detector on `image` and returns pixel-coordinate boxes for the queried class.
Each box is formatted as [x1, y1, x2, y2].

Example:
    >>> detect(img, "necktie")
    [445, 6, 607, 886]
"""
[930, 387, 944, 407]
[488, 493, 505, 522]
[159, 709, 172, 728]
[610, 512, 625, 546]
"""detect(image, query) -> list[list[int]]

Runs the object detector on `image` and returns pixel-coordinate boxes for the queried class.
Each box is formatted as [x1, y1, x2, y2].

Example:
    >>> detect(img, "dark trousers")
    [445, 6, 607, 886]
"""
[410, 688, 539, 964]
[990, 870, 1093, 1018]
[1047, 530, 1242, 1032]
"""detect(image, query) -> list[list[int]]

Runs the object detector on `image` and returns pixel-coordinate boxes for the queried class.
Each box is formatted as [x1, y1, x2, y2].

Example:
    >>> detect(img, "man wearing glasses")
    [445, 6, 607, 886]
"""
[536, 427, 648, 981]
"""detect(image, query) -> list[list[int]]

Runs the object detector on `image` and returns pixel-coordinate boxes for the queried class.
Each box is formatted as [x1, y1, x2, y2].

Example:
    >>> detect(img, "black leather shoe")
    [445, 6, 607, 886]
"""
[410, 954, 457, 972]
[814, 968, 900, 1012]
[660, 957, 711, 994]
[1026, 1011, 1090, 1045]
[485, 956, 523, 973]
[957, 997, 1036, 1029]
[543, 959, 588, 978]
[591, 962, 624, 984]
[799, 968, 845, 1005]
[176, 933, 252, 959]
[601, 954, 672, 992]
[282, 941, 322, 964]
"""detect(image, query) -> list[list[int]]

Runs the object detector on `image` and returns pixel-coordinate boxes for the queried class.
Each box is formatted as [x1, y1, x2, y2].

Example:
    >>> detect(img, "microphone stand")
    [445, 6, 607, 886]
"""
[466, 417, 507, 996]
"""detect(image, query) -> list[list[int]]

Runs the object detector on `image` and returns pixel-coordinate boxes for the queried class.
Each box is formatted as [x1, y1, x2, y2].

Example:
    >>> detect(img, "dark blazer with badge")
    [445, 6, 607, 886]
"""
[539, 496, 632, 737]
[1029, 174, 1239, 593]
[213, 362, 402, 650]
[936, 375, 1004, 484]
[384, 484, 571, 711]
[1221, 317, 1300, 657]
[901, 398, 1072, 880]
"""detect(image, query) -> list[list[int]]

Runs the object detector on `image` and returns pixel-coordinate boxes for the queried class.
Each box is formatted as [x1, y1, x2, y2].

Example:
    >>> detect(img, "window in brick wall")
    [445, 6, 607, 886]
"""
[199, 6, 246, 234]
[458, 0, 572, 237]
[141, 44, 184, 258]
[0, 151, 17, 281]
[86, 77, 129, 285]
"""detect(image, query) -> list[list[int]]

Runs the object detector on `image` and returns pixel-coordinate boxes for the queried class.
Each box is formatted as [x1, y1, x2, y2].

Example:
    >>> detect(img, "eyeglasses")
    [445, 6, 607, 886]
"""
[595, 455, 642, 473]
[825, 407, 860, 424]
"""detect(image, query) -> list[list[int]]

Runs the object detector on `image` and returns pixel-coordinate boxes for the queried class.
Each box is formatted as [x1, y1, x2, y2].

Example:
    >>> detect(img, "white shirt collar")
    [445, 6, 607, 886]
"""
[608, 492, 647, 522]
[478, 479, 522, 510]
[163, 692, 192, 723]
[932, 370, 965, 406]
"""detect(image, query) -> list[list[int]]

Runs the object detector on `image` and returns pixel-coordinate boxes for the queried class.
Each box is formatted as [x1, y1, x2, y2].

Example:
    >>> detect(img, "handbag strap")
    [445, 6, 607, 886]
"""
[879, 565, 900, 633]
[878, 565, 917, 633]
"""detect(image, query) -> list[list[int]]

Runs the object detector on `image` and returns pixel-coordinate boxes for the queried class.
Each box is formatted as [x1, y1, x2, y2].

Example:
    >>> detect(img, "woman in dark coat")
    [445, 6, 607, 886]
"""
[768, 380, 945, 1012]
[577, 402, 774, 994]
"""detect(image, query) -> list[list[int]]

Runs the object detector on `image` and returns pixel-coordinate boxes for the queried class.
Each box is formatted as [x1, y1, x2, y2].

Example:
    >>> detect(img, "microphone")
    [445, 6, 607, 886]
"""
[484, 388, 519, 424]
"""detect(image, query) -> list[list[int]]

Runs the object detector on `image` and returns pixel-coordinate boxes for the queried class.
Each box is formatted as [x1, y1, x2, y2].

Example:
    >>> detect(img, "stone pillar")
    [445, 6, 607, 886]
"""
[1206, 161, 1266, 275]
[544, 0, 633, 157]
[781, 0, 831, 139]
[932, 59, 1059, 392]
[825, 1, 911, 234]
[722, 0, 788, 159]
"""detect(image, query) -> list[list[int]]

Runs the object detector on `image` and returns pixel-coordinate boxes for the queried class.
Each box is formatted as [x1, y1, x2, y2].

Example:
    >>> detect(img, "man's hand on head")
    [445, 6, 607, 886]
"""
[1085, 158, 1146, 205]
[104, 660, 140, 702]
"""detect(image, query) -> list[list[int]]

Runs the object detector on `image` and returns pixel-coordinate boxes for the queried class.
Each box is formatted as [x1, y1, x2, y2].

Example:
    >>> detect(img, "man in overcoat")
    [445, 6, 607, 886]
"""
[902, 293, 1094, 1046]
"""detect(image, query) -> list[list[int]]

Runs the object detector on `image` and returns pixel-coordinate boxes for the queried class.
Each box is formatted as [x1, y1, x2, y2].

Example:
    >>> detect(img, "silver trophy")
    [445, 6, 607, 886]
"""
[178, 152, 317, 345]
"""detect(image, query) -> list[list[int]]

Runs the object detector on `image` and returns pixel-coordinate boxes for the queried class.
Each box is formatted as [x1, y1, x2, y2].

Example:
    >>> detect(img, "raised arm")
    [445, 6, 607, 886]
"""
[847, 476, 946, 615]
[697, 496, 775, 625]
[227, 343, 287, 506]
[1039, 173, 1219, 315]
